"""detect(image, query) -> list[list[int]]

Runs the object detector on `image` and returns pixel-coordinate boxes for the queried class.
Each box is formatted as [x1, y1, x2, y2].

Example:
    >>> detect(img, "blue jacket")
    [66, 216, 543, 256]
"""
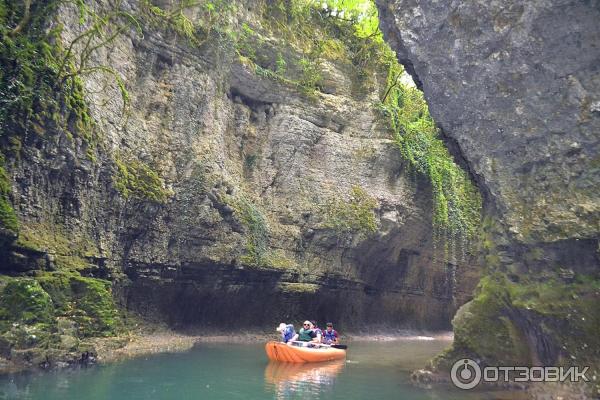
[322, 329, 338, 344]
[282, 325, 295, 343]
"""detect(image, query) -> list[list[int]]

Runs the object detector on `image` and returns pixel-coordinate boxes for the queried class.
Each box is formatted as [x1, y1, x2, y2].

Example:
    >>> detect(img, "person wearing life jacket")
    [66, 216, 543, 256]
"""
[311, 320, 323, 343]
[322, 322, 339, 345]
[290, 320, 317, 343]
[276, 322, 296, 344]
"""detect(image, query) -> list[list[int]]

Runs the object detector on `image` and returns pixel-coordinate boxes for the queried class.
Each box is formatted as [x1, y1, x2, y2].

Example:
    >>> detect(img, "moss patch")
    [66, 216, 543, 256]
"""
[0, 277, 56, 349]
[0, 155, 18, 235]
[322, 185, 378, 236]
[226, 194, 297, 270]
[277, 282, 320, 293]
[229, 195, 271, 267]
[63, 274, 120, 337]
[435, 272, 600, 376]
[0, 272, 122, 353]
[449, 275, 532, 366]
[114, 155, 171, 203]
[0, 279, 54, 327]
[16, 221, 97, 270]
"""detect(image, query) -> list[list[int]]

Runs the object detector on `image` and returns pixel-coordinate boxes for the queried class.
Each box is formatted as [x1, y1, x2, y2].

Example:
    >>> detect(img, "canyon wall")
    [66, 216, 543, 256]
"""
[0, 0, 480, 369]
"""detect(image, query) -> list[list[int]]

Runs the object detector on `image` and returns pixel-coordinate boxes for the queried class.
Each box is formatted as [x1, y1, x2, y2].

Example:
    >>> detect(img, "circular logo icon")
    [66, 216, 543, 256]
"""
[450, 358, 481, 389]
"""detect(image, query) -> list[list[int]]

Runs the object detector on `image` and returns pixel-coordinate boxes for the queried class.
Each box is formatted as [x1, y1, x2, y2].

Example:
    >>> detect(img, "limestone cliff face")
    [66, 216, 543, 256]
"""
[377, 0, 600, 376]
[0, 0, 479, 348]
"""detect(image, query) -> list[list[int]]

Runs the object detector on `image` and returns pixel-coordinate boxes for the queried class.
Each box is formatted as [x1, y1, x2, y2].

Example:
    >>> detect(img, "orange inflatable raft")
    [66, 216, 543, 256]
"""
[265, 341, 346, 363]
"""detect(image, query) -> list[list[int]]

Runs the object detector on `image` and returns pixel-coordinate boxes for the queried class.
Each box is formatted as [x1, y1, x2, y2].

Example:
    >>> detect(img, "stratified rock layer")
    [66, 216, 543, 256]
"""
[377, 0, 600, 380]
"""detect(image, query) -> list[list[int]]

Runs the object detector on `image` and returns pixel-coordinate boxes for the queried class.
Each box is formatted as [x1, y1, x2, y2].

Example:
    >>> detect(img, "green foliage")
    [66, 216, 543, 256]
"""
[377, 48, 481, 237]
[0, 1, 64, 135]
[141, 0, 234, 46]
[17, 221, 97, 269]
[0, 279, 54, 326]
[275, 52, 287, 75]
[226, 194, 297, 269]
[247, 0, 481, 238]
[114, 155, 170, 203]
[230, 196, 270, 267]
[231, 0, 382, 95]
[0, 0, 137, 152]
[323, 185, 378, 235]
[0, 154, 18, 234]
[236, 22, 258, 60]
[298, 57, 322, 91]
[319, 0, 381, 39]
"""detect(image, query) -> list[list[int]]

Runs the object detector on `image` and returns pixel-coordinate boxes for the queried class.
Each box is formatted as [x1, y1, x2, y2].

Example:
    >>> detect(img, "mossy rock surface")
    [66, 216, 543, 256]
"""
[0, 273, 122, 356]
[0, 279, 54, 327]
[37, 272, 121, 338]
[0, 278, 55, 349]
[435, 273, 600, 377]
[114, 155, 171, 203]
[449, 276, 531, 365]
[0, 157, 18, 237]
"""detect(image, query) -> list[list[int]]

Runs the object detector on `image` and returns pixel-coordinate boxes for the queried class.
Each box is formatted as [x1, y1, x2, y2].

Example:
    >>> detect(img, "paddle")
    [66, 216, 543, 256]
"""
[331, 344, 347, 349]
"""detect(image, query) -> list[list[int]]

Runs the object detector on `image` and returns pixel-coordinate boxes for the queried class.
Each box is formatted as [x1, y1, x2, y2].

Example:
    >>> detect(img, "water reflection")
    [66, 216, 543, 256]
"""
[264, 361, 345, 399]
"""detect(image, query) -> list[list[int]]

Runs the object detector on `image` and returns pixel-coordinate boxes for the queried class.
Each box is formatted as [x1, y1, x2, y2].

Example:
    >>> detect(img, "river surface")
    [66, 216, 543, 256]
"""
[0, 338, 527, 400]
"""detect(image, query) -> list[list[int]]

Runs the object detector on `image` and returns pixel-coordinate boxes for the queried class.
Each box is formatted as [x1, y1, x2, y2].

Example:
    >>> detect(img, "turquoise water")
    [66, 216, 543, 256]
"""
[0, 339, 521, 400]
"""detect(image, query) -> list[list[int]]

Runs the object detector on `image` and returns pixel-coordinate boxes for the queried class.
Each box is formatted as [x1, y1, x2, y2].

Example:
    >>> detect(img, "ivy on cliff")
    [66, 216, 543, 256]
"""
[376, 50, 482, 239]
[226, 194, 296, 269]
[141, 0, 233, 47]
[0, 0, 138, 147]
[255, 0, 482, 239]
[139, 0, 481, 241]
[0, 154, 18, 234]
[0, 0, 144, 234]
[0, 0, 130, 347]
[308, 0, 483, 238]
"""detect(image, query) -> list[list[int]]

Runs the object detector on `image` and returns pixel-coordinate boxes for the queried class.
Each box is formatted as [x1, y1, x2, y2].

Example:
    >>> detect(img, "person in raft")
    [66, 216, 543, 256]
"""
[311, 320, 323, 343]
[289, 320, 318, 345]
[276, 323, 296, 344]
[322, 322, 339, 345]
